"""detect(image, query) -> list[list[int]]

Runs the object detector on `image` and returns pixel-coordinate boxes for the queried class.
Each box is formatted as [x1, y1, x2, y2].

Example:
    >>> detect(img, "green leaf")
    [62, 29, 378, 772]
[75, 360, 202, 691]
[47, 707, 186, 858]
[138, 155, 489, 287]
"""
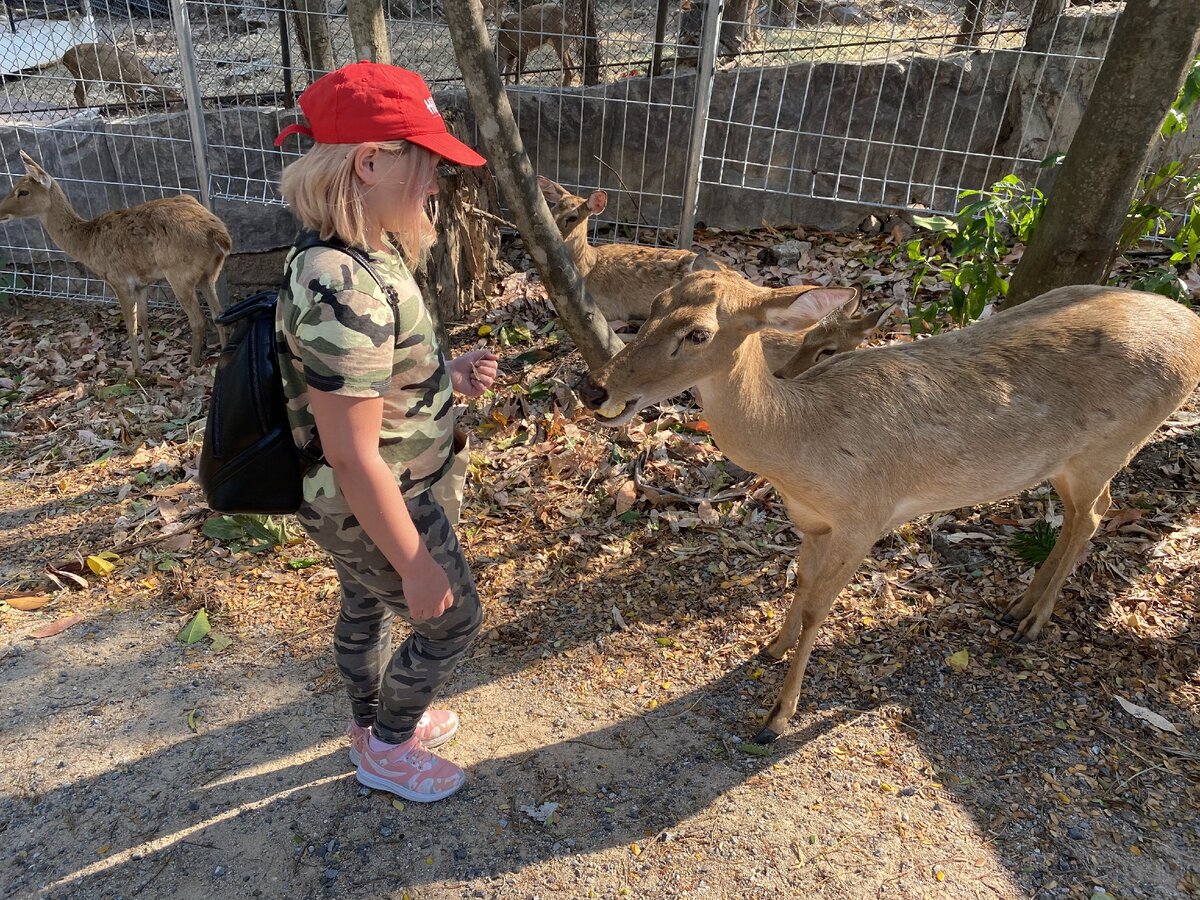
[208, 632, 233, 653]
[911, 214, 956, 233]
[96, 384, 134, 400]
[287, 557, 322, 570]
[202, 516, 245, 541]
[178, 608, 211, 644]
[736, 742, 772, 757]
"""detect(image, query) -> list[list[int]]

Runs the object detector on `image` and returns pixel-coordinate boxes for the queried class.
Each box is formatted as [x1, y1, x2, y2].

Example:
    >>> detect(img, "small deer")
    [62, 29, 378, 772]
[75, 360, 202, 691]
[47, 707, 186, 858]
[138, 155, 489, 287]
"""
[62, 43, 182, 109]
[537, 176, 888, 374]
[497, 3, 576, 86]
[581, 256, 1200, 742]
[0, 151, 232, 373]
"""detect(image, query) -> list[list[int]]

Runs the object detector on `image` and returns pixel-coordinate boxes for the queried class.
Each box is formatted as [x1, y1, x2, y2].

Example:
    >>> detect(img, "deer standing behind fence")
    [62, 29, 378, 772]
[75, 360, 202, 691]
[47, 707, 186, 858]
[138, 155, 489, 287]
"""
[537, 176, 890, 374]
[0, 151, 232, 373]
[61, 43, 182, 109]
[497, 3, 577, 85]
[582, 256, 1200, 742]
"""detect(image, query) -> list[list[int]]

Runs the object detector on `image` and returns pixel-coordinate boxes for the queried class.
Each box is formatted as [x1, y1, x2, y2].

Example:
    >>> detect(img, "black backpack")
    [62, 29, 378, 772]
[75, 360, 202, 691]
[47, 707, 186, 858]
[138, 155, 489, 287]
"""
[198, 233, 386, 515]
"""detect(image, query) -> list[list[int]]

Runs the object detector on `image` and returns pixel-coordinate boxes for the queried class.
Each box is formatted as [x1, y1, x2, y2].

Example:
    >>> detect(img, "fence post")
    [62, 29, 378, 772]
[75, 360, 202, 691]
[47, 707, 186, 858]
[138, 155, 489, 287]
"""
[677, 0, 723, 250]
[169, 0, 213, 211]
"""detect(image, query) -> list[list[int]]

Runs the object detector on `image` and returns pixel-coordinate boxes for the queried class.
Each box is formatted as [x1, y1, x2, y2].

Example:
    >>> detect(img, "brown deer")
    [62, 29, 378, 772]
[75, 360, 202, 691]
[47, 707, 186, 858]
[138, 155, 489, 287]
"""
[537, 176, 888, 374]
[62, 43, 183, 109]
[581, 255, 1200, 742]
[497, 3, 576, 86]
[0, 151, 232, 373]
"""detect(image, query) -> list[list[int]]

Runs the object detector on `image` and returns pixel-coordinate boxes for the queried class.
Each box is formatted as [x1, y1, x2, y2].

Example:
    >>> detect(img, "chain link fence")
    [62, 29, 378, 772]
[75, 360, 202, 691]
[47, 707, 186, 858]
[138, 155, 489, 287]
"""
[0, 0, 1123, 304]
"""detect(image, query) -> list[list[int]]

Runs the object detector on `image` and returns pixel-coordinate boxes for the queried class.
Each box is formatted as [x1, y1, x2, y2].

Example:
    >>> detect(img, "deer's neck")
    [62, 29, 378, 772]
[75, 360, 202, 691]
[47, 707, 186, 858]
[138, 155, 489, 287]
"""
[697, 334, 809, 473]
[564, 223, 597, 275]
[41, 186, 94, 262]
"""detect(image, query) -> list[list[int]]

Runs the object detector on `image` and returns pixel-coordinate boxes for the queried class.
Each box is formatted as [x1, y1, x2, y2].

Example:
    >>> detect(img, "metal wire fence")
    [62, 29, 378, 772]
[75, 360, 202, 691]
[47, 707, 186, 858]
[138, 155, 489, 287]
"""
[0, 0, 1122, 305]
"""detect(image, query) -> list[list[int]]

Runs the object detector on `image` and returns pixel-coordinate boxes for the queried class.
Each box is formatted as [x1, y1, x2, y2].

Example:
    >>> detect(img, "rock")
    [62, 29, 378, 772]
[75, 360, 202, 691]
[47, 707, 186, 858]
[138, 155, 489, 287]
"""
[859, 214, 882, 235]
[214, 866, 227, 877]
[828, 4, 871, 25]
[764, 239, 812, 266]
[884, 215, 914, 241]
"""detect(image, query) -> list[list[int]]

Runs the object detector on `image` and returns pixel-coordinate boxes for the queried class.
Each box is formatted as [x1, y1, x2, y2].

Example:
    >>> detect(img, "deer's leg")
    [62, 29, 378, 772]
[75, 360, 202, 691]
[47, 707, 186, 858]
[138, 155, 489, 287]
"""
[166, 274, 207, 366]
[1003, 472, 1113, 643]
[200, 268, 228, 346]
[761, 525, 832, 660]
[110, 282, 141, 374]
[756, 529, 876, 743]
[135, 284, 152, 367]
[72, 80, 86, 107]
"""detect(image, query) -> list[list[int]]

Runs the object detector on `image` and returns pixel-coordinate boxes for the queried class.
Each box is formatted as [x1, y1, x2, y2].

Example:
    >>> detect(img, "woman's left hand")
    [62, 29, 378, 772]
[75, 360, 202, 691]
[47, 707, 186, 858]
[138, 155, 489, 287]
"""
[449, 349, 499, 397]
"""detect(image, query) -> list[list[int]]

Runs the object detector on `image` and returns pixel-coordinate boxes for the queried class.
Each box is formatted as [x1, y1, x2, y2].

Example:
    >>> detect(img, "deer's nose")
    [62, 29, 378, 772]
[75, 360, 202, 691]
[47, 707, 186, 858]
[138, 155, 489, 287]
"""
[579, 376, 608, 410]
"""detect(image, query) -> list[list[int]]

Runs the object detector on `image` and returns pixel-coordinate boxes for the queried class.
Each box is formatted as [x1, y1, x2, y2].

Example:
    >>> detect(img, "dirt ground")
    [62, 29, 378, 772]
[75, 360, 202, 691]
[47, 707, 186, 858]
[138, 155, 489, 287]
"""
[2, 230, 1199, 899]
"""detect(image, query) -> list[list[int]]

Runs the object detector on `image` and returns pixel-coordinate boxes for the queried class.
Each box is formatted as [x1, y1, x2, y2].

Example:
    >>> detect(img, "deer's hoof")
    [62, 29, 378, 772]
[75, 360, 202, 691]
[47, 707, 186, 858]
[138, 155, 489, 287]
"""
[759, 639, 790, 661]
[753, 726, 780, 744]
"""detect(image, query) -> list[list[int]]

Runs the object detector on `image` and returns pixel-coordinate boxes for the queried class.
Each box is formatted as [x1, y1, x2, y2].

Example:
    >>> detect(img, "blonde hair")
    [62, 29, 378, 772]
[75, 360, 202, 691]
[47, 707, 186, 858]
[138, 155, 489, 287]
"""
[280, 140, 437, 265]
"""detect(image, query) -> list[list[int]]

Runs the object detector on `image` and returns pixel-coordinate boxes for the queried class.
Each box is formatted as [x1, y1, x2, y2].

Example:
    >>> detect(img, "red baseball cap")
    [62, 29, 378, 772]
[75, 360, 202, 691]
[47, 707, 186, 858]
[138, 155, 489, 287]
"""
[274, 61, 486, 167]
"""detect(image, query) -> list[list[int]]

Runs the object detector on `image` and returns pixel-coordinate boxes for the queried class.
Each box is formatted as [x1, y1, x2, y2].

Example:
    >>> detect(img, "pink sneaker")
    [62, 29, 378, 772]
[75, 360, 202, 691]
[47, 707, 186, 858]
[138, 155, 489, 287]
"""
[347, 709, 460, 765]
[356, 735, 465, 802]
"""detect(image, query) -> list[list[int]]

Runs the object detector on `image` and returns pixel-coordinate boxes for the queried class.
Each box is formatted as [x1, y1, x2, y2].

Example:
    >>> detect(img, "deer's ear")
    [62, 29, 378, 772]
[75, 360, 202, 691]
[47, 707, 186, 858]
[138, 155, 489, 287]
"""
[689, 251, 723, 275]
[759, 287, 861, 333]
[587, 190, 606, 215]
[537, 175, 566, 202]
[838, 290, 861, 317]
[859, 302, 894, 332]
[19, 151, 51, 187]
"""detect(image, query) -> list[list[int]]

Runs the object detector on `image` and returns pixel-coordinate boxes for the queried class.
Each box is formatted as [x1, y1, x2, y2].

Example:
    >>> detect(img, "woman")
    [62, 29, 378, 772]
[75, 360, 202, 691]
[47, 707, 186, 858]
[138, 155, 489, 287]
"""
[274, 62, 498, 802]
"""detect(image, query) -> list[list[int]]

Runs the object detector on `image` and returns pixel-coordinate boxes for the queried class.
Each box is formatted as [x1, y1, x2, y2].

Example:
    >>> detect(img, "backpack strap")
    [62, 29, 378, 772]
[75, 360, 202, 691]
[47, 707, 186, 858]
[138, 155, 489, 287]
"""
[285, 233, 402, 476]
[290, 231, 392, 299]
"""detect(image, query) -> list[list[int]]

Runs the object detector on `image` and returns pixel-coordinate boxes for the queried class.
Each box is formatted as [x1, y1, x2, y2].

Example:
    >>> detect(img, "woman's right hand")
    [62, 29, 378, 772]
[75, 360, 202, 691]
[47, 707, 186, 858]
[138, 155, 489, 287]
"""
[403, 549, 454, 621]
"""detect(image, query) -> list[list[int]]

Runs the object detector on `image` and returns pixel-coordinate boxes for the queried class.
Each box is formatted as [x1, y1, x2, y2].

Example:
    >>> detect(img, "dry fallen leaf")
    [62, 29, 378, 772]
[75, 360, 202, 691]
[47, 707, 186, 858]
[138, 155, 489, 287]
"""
[1115, 695, 1182, 734]
[2, 593, 53, 611]
[1104, 507, 1144, 532]
[614, 480, 638, 515]
[27, 614, 85, 639]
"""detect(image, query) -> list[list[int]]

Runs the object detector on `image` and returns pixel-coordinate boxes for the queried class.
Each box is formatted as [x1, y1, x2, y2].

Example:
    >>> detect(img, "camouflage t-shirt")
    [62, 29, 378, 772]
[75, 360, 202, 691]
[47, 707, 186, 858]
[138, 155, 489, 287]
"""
[276, 239, 454, 504]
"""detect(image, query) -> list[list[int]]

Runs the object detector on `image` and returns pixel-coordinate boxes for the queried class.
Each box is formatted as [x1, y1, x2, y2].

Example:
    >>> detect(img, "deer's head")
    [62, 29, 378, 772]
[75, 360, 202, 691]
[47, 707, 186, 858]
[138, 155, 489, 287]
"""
[537, 176, 605, 243]
[778, 295, 892, 377]
[0, 151, 56, 223]
[581, 254, 858, 425]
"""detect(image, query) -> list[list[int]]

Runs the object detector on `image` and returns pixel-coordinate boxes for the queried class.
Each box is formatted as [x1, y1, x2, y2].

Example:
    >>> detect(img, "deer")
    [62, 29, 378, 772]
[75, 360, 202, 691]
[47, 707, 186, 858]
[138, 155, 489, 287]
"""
[581, 255, 1200, 743]
[0, 151, 232, 373]
[497, 3, 576, 86]
[537, 176, 890, 375]
[61, 43, 183, 109]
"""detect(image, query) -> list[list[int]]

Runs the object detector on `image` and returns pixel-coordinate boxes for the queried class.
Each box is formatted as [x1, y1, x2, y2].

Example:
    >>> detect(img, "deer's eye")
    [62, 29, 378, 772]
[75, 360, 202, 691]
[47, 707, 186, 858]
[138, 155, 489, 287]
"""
[686, 329, 712, 344]
[16, 189, 28, 197]
[815, 347, 836, 361]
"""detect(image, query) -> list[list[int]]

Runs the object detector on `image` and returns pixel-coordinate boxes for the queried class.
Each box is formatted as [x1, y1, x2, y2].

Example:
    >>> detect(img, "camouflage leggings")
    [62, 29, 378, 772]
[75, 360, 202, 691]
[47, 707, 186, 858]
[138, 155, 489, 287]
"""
[297, 490, 484, 744]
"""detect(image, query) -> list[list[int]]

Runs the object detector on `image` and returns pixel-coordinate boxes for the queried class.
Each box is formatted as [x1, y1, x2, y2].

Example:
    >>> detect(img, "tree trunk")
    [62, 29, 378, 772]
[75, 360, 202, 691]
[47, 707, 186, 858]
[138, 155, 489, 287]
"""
[578, 0, 600, 86]
[346, 0, 391, 65]
[288, 0, 334, 82]
[444, 0, 623, 370]
[1005, 0, 1200, 307]
[953, 0, 990, 51]
[415, 107, 502, 349]
[1024, 0, 1066, 55]
[767, 0, 798, 27]
[680, 0, 756, 64]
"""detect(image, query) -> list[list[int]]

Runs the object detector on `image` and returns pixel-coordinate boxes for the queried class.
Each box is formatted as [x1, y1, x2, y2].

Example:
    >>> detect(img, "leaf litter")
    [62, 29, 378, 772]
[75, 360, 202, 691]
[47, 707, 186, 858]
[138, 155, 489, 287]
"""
[0, 226, 1198, 897]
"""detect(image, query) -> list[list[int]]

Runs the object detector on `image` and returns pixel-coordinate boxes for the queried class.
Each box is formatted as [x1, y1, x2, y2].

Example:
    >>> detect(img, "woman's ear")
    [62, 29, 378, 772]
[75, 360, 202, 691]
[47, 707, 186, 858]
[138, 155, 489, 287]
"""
[353, 144, 381, 185]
